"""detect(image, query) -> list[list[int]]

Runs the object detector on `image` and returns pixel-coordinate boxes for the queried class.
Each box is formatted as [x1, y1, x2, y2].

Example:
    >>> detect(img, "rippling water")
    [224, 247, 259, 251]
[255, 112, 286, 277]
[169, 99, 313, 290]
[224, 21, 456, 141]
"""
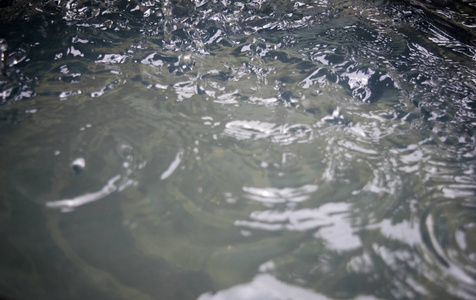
[0, 0, 476, 299]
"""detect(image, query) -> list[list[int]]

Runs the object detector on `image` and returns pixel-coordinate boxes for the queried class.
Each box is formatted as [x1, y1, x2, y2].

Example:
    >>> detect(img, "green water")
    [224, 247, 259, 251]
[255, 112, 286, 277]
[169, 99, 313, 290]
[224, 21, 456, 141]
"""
[0, 0, 475, 299]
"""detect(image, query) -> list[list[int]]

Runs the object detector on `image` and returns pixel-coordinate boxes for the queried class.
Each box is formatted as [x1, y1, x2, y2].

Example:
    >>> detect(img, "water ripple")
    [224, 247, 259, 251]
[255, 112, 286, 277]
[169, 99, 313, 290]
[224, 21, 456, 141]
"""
[224, 120, 313, 145]
[1, 0, 476, 299]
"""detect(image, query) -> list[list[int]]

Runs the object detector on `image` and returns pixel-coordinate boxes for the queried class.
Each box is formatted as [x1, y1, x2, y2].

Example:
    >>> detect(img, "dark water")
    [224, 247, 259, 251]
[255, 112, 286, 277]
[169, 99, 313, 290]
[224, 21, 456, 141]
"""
[0, 0, 476, 299]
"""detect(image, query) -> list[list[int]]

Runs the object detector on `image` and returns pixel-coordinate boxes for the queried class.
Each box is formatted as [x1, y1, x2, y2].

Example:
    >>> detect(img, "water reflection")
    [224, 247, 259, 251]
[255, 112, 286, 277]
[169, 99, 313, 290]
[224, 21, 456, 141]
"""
[0, 0, 476, 299]
[242, 185, 318, 203]
[198, 274, 383, 300]
[224, 120, 313, 144]
[236, 202, 362, 251]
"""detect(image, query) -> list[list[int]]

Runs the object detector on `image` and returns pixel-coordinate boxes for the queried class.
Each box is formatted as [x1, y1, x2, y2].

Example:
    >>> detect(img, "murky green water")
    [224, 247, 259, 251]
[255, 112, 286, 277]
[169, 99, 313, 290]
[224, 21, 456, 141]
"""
[0, 0, 475, 299]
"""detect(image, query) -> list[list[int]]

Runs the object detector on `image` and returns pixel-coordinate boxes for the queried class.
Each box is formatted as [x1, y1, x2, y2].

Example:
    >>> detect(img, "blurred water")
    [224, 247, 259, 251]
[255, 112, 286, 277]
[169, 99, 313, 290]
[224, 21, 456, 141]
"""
[0, 0, 475, 299]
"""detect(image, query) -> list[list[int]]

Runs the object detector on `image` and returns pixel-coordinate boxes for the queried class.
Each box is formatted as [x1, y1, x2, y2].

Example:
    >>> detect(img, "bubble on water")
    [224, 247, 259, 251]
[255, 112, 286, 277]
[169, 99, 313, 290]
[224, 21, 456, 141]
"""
[71, 157, 85, 173]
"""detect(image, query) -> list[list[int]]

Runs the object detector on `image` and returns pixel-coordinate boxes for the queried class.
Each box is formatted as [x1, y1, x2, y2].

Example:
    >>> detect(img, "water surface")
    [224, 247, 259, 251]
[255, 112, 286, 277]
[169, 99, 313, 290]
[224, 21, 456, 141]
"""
[0, 0, 476, 299]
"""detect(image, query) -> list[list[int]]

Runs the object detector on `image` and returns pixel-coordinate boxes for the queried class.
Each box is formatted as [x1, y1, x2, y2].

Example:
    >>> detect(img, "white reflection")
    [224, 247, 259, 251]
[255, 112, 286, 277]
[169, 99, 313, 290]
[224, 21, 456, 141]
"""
[425, 215, 475, 284]
[59, 90, 81, 101]
[198, 274, 383, 300]
[72, 36, 89, 44]
[173, 81, 196, 101]
[316, 215, 361, 251]
[224, 120, 312, 145]
[441, 185, 476, 199]
[300, 68, 326, 89]
[249, 96, 279, 105]
[205, 29, 223, 44]
[67, 46, 84, 57]
[161, 149, 183, 180]
[368, 219, 422, 247]
[214, 90, 239, 104]
[140, 52, 164, 66]
[71, 157, 86, 169]
[91, 86, 106, 98]
[347, 252, 374, 273]
[343, 68, 375, 102]
[405, 277, 429, 297]
[243, 185, 318, 203]
[95, 53, 129, 64]
[225, 120, 275, 140]
[455, 230, 467, 250]
[320, 108, 345, 125]
[46, 142, 143, 212]
[338, 140, 378, 155]
[46, 175, 121, 212]
[236, 202, 362, 252]
[346, 69, 374, 89]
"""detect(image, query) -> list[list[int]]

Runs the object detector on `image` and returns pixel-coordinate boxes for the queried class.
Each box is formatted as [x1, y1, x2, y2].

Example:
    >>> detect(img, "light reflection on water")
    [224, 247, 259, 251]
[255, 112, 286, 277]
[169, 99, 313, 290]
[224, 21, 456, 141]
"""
[0, 0, 476, 299]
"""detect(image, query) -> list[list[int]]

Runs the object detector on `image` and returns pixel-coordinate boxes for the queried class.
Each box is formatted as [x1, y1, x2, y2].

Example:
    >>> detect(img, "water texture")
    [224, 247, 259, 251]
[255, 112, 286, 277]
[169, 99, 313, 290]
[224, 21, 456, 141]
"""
[0, 0, 475, 299]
